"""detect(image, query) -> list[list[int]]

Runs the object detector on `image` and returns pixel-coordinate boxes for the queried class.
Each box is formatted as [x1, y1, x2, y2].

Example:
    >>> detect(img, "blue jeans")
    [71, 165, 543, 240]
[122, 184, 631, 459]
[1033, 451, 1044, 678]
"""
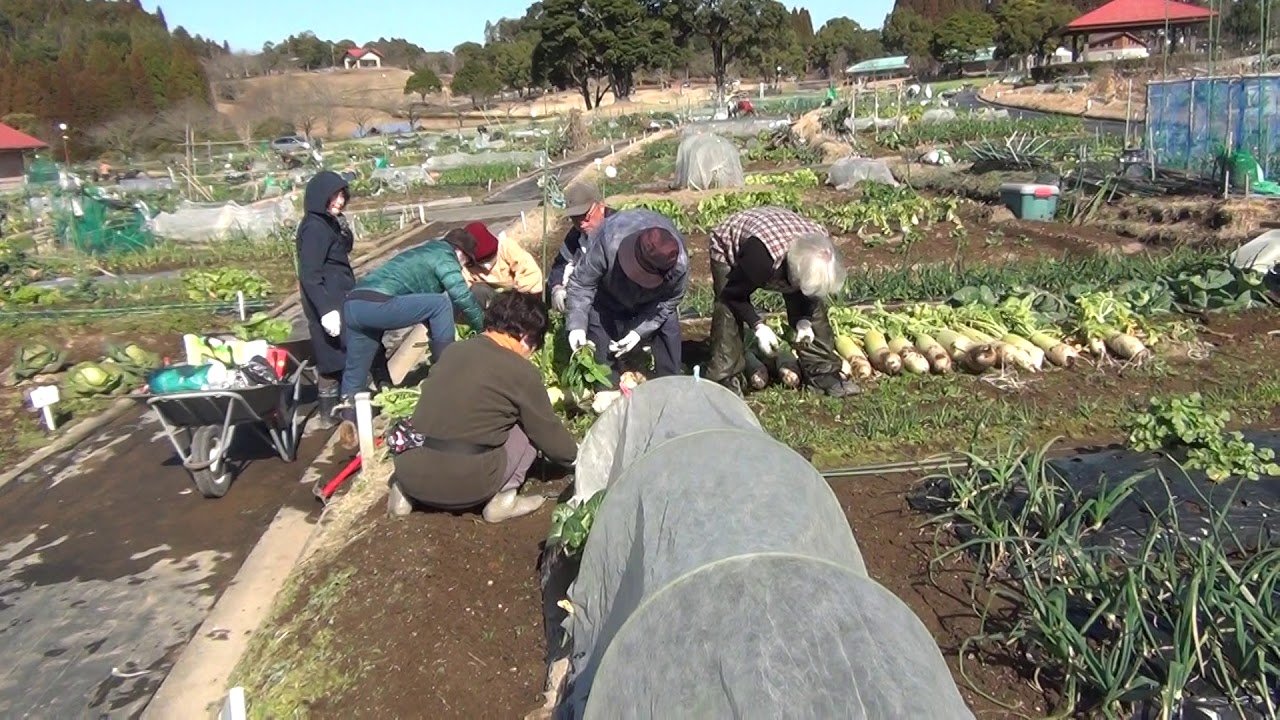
[341, 294, 456, 398]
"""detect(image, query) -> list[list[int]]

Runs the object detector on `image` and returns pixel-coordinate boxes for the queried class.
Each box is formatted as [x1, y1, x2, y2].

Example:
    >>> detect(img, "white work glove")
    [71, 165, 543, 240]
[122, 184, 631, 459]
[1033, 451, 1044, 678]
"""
[320, 310, 341, 338]
[568, 329, 590, 352]
[591, 390, 622, 414]
[608, 331, 641, 358]
[551, 286, 568, 313]
[753, 323, 780, 356]
[563, 262, 575, 286]
[794, 319, 815, 345]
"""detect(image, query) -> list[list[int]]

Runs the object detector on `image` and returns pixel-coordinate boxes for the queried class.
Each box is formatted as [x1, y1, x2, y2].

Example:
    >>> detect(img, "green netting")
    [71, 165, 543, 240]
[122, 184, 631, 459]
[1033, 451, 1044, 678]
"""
[26, 158, 58, 185]
[53, 193, 153, 255]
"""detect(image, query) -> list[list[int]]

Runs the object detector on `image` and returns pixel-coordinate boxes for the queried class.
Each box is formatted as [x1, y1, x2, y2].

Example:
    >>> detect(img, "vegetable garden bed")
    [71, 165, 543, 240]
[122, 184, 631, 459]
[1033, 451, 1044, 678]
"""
[235, 110, 1280, 717]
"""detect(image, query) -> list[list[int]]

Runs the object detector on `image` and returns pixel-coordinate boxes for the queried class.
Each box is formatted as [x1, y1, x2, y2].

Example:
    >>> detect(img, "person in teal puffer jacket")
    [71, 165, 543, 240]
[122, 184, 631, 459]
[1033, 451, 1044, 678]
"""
[338, 237, 486, 407]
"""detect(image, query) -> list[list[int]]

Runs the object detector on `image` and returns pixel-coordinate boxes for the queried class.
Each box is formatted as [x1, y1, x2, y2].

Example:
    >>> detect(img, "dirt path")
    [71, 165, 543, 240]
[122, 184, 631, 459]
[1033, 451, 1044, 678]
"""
[0, 409, 344, 717]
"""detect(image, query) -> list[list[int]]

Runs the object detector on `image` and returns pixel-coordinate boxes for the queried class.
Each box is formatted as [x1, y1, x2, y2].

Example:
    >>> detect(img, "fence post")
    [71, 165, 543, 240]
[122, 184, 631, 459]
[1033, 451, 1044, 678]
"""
[355, 391, 375, 463]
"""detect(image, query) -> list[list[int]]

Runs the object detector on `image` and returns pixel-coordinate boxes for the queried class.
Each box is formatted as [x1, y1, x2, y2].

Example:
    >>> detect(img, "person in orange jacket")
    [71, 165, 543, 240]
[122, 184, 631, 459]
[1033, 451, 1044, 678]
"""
[454, 222, 544, 306]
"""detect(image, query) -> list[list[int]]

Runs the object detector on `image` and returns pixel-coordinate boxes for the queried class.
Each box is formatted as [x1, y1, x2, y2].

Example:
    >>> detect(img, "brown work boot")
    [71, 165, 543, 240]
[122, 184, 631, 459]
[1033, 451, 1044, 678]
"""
[482, 489, 547, 523]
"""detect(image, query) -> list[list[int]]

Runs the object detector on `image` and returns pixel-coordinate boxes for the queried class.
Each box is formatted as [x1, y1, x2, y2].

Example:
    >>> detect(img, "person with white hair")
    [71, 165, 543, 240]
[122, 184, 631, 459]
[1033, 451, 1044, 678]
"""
[706, 206, 858, 398]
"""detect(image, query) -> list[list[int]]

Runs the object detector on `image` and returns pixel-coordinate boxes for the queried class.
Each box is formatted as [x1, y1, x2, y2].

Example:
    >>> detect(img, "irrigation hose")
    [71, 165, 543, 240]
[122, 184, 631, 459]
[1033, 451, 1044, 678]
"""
[0, 299, 274, 320]
[820, 454, 970, 479]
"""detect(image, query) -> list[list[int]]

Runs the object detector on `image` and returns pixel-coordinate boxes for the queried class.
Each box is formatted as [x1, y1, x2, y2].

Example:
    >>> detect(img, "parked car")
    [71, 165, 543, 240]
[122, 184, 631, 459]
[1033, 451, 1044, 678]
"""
[270, 136, 311, 153]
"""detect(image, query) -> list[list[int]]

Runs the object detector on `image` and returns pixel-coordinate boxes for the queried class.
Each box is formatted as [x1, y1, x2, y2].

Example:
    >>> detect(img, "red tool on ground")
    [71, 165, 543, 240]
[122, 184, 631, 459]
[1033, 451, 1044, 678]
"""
[315, 436, 384, 501]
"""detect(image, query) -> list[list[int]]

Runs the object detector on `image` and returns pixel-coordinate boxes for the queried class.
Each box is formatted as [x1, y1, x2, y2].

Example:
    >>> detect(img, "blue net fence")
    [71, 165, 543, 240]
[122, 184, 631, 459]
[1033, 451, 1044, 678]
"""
[1147, 75, 1280, 179]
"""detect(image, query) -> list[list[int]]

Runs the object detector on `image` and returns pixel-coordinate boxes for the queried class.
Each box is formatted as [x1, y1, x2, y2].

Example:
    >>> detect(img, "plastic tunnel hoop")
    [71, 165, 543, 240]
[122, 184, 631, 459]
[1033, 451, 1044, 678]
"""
[562, 428, 873, 715]
[570, 375, 761, 503]
[555, 379, 974, 718]
[673, 133, 745, 191]
[585, 554, 975, 720]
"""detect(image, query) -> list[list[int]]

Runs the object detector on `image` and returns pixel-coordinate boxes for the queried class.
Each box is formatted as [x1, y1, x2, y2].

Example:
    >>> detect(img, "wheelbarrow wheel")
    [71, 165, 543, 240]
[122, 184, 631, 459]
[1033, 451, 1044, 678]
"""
[190, 425, 232, 498]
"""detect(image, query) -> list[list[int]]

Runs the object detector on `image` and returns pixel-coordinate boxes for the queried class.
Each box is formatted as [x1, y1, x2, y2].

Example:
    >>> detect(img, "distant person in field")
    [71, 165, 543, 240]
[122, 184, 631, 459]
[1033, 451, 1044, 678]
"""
[452, 222, 543, 309]
[296, 170, 364, 428]
[704, 206, 857, 398]
[564, 208, 688, 391]
[388, 292, 577, 522]
[547, 184, 615, 313]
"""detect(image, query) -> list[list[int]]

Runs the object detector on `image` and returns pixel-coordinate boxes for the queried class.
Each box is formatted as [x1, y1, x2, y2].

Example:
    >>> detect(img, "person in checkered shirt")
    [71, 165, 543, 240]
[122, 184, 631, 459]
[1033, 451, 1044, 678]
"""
[706, 206, 858, 398]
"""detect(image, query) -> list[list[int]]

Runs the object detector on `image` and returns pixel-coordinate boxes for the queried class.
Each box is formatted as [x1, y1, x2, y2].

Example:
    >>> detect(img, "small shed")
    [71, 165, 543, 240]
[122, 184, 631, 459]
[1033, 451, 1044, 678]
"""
[0, 123, 48, 191]
[1064, 0, 1215, 57]
[343, 48, 383, 70]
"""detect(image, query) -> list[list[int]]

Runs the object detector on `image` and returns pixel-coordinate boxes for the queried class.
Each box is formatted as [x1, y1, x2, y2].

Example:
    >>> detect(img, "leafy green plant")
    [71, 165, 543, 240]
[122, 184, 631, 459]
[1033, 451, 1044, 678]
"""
[371, 387, 421, 420]
[11, 339, 68, 381]
[744, 169, 820, 189]
[435, 162, 521, 187]
[231, 312, 293, 343]
[559, 346, 612, 404]
[547, 490, 606, 557]
[924, 441, 1280, 718]
[182, 269, 272, 302]
[1126, 393, 1280, 481]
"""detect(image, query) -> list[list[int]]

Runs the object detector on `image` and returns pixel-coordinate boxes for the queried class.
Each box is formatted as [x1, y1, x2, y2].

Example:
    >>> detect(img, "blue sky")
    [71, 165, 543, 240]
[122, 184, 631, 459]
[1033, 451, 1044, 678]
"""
[142, 1, 894, 54]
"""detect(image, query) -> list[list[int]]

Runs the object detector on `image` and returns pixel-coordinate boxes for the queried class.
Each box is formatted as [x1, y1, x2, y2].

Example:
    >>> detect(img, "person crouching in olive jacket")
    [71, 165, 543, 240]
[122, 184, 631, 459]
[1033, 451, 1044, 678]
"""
[388, 292, 577, 522]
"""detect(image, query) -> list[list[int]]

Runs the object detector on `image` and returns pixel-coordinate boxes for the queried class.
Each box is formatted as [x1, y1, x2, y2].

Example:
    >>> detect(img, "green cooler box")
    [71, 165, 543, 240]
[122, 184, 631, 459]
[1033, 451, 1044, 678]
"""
[998, 183, 1060, 221]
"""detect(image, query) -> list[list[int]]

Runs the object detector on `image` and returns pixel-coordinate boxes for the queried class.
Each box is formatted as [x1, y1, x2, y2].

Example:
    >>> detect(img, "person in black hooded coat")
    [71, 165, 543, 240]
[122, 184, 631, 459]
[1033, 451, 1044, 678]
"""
[296, 171, 358, 425]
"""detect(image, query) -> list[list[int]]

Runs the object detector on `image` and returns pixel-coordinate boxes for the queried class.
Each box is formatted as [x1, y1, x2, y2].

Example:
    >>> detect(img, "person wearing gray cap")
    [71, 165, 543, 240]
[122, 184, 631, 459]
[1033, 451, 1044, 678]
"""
[547, 183, 614, 312]
[564, 208, 689, 384]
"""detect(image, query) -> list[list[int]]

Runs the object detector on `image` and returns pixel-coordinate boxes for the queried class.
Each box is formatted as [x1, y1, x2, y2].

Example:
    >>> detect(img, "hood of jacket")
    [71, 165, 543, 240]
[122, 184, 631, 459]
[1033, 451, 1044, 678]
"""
[303, 171, 349, 216]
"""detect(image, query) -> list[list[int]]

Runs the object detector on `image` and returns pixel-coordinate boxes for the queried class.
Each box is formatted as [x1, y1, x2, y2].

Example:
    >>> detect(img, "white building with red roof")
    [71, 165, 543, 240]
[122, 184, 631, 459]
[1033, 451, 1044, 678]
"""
[343, 47, 383, 70]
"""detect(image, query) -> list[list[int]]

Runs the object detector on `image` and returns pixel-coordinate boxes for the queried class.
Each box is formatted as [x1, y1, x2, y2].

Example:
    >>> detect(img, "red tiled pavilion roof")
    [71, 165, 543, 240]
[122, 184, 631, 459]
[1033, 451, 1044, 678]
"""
[0, 123, 47, 151]
[1066, 0, 1215, 32]
[345, 47, 379, 58]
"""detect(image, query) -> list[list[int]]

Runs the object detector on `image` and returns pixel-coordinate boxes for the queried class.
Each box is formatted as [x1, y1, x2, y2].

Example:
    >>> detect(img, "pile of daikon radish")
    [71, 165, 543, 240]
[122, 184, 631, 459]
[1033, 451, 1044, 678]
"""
[822, 292, 1155, 380]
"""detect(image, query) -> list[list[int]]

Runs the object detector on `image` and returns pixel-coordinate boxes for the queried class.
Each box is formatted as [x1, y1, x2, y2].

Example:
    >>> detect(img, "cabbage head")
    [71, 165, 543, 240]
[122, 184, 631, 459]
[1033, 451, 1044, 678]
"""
[12, 340, 67, 381]
[63, 362, 124, 398]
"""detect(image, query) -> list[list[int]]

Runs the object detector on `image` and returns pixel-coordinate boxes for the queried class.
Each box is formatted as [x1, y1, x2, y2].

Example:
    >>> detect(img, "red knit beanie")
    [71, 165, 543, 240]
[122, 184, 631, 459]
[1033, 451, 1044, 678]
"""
[464, 222, 499, 262]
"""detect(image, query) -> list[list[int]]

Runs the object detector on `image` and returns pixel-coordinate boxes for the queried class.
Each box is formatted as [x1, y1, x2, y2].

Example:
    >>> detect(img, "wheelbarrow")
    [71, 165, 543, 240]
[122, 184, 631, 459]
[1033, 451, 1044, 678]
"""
[139, 344, 314, 498]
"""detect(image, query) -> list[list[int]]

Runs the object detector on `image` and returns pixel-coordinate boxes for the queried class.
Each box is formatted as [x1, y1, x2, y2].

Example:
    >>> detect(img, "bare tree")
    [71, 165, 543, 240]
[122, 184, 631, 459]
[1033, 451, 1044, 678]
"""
[349, 105, 377, 137]
[380, 101, 423, 133]
[308, 81, 341, 138]
[290, 94, 324, 141]
[88, 115, 153, 160]
[246, 80, 324, 140]
[157, 99, 224, 146]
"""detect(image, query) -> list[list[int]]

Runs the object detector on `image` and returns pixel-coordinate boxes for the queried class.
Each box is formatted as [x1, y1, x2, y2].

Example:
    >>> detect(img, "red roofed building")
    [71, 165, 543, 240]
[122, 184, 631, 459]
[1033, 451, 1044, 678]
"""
[1064, 0, 1215, 58]
[342, 47, 383, 70]
[0, 122, 48, 190]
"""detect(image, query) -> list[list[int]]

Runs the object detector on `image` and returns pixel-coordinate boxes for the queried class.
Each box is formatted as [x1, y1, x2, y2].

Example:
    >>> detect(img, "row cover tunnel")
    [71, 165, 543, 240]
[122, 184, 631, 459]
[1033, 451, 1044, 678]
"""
[548, 376, 975, 718]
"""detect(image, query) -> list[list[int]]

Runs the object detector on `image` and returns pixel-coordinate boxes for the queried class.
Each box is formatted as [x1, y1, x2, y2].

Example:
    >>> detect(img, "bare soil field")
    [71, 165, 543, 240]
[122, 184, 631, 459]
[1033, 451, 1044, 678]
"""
[217, 69, 723, 139]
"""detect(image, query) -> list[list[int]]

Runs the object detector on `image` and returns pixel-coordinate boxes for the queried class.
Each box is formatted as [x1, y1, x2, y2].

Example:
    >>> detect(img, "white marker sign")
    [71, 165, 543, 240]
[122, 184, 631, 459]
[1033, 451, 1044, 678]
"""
[29, 385, 60, 431]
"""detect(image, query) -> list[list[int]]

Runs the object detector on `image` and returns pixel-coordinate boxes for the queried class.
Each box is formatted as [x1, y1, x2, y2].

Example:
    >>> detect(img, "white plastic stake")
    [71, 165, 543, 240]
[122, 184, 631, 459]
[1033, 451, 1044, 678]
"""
[354, 391, 375, 462]
[30, 385, 59, 431]
[418, 204, 425, 223]
[236, 291, 246, 321]
[220, 687, 247, 720]
[488, 178, 493, 192]
[693, 365, 701, 382]
[521, 210, 527, 232]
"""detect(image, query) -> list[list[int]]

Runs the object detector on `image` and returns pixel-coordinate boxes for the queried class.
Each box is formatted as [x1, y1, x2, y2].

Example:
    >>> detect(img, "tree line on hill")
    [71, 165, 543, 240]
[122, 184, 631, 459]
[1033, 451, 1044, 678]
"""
[0, 0, 220, 157]
[213, 0, 1278, 121]
[883, 0, 1276, 75]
